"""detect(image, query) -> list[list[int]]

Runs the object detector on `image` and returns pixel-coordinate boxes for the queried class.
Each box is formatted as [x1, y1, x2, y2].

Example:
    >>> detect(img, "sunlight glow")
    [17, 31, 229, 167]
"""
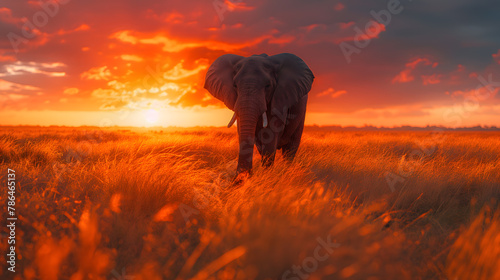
[144, 109, 160, 125]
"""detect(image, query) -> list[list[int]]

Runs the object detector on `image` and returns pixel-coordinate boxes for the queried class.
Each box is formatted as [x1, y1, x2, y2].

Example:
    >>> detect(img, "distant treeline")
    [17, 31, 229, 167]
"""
[304, 125, 500, 131]
[2, 125, 499, 132]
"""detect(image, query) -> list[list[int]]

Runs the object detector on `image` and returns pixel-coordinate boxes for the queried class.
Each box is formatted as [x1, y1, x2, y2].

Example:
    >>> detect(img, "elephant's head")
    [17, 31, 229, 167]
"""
[204, 53, 314, 174]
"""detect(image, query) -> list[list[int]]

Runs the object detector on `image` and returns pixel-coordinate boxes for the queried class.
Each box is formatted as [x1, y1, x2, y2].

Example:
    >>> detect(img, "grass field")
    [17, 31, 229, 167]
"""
[0, 126, 499, 280]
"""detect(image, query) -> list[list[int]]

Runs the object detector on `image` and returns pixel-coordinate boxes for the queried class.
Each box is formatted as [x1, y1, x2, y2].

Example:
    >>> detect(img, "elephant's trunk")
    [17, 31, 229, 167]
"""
[236, 96, 261, 174]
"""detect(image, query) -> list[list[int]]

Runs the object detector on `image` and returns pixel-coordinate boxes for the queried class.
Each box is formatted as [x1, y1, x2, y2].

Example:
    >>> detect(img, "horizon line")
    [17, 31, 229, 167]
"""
[1, 124, 499, 131]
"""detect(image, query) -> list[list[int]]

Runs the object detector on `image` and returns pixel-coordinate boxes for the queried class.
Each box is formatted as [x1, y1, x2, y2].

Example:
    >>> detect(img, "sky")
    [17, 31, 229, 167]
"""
[0, 0, 499, 127]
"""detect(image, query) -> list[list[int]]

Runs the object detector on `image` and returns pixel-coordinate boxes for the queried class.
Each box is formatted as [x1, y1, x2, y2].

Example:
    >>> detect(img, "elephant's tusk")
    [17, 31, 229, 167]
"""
[227, 112, 237, 128]
[262, 112, 268, 128]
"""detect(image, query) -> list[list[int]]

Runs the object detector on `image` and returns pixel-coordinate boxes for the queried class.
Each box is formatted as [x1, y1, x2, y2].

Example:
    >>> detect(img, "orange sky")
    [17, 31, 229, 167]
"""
[1, 0, 500, 127]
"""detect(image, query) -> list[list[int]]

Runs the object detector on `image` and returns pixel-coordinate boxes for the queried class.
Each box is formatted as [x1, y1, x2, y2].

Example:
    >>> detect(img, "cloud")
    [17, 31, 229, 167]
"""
[91, 88, 118, 99]
[81, 66, 112, 80]
[163, 11, 184, 24]
[334, 3, 345, 11]
[216, 0, 256, 14]
[493, 49, 500, 64]
[0, 53, 15, 62]
[421, 74, 441, 85]
[88, 59, 202, 111]
[0, 61, 66, 77]
[0, 7, 22, 24]
[317, 88, 347, 98]
[110, 30, 139, 44]
[335, 22, 386, 44]
[63, 88, 79, 95]
[0, 79, 39, 92]
[56, 24, 90, 36]
[119, 54, 143, 62]
[301, 24, 326, 33]
[339, 22, 355, 29]
[446, 85, 499, 100]
[110, 30, 199, 52]
[268, 34, 296, 46]
[109, 30, 281, 52]
[226, 0, 255, 11]
[0, 93, 28, 105]
[163, 60, 209, 80]
[392, 58, 438, 84]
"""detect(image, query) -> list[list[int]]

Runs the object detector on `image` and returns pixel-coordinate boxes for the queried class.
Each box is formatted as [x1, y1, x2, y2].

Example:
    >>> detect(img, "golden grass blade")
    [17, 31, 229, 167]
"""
[189, 246, 246, 280]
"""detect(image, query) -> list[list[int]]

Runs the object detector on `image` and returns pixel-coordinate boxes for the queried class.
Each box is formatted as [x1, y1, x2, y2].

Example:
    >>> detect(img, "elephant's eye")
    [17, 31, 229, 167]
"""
[233, 83, 237, 89]
[265, 84, 271, 89]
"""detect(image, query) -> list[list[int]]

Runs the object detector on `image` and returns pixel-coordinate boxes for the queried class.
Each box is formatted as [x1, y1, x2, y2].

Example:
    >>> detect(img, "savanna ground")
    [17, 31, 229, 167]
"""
[0, 126, 499, 280]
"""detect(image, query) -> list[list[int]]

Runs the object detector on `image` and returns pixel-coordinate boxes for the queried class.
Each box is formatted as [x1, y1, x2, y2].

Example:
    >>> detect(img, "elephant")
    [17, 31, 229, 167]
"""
[204, 53, 314, 176]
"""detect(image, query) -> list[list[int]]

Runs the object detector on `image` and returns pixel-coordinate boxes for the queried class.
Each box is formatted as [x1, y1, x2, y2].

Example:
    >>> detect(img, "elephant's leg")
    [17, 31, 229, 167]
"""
[262, 151, 276, 167]
[282, 142, 299, 161]
[282, 118, 305, 161]
[255, 127, 278, 168]
[282, 96, 307, 161]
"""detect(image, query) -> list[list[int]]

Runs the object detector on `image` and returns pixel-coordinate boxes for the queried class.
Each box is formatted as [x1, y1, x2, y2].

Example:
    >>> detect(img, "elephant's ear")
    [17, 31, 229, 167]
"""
[269, 53, 314, 122]
[204, 54, 244, 111]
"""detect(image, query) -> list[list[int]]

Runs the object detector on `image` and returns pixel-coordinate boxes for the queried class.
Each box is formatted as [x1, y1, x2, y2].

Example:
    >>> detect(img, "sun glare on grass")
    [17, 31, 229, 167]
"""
[144, 109, 160, 126]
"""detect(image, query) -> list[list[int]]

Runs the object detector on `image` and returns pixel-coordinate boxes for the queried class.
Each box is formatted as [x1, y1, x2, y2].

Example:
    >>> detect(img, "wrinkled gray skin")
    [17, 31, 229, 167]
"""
[204, 53, 314, 175]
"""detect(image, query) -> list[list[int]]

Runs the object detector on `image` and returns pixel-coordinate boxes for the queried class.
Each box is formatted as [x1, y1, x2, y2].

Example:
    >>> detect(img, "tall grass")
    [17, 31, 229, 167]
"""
[0, 126, 498, 279]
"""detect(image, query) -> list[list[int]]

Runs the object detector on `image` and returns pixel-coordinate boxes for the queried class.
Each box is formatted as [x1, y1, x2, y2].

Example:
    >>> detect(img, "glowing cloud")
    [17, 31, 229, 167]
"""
[0, 62, 66, 77]
[81, 66, 112, 80]
[392, 58, 437, 84]
[163, 60, 209, 80]
[110, 30, 277, 52]
[318, 88, 347, 98]
[0, 79, 40, 92]
[0, 53, 15, 62]
[63, 88, 79, 95]
[120, 54, 143, 62]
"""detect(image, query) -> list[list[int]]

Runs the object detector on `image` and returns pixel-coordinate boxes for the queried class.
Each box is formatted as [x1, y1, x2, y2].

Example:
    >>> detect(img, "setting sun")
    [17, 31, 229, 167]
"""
[144, 109, 160, 125]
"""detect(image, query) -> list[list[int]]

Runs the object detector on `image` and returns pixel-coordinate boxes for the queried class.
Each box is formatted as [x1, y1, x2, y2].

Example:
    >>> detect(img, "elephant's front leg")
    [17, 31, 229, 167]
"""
[281, 96, 307, 162]
[261, 150, 276, 167]
[282, 120, 304, 162]
[255, 127, 278, 168]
